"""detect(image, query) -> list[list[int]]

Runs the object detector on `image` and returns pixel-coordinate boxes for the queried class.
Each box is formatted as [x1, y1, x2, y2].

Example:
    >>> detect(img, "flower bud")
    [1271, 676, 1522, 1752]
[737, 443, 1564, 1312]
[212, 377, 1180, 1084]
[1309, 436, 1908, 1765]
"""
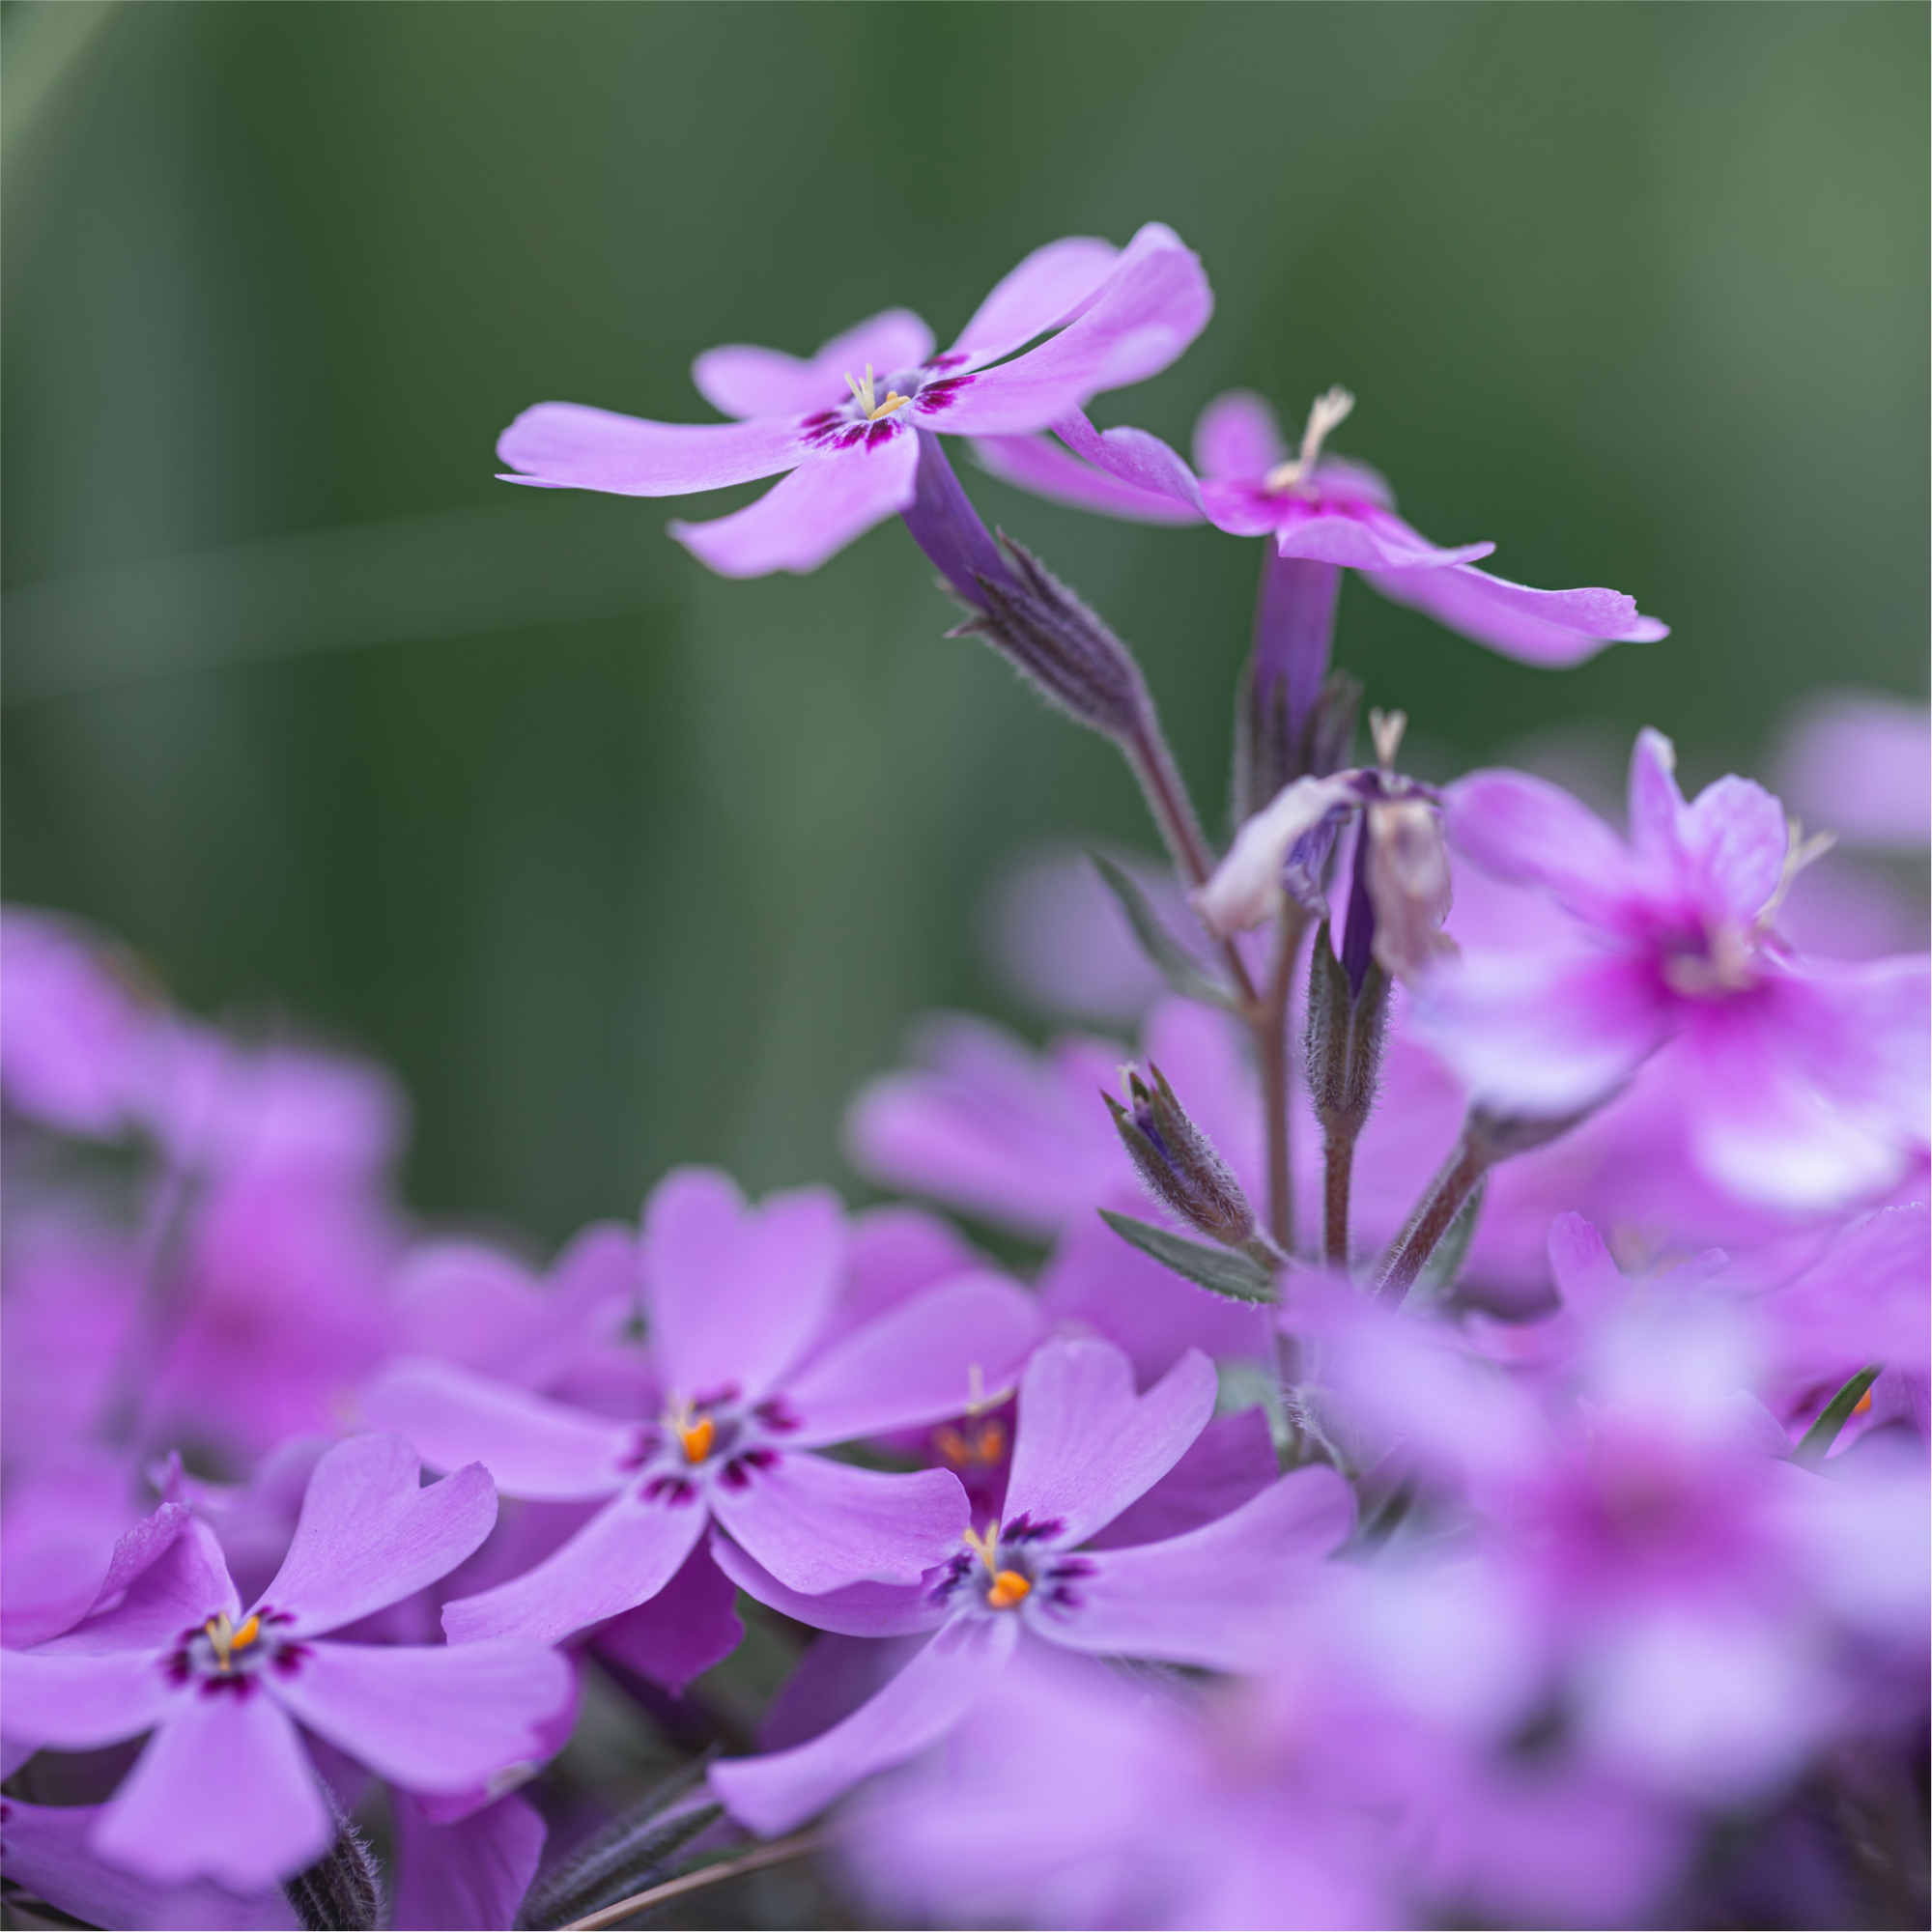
[1363, 797, 1456, 982]
[1105, 1063, 1259, 1250]
[1305, 918, 1389, 1143]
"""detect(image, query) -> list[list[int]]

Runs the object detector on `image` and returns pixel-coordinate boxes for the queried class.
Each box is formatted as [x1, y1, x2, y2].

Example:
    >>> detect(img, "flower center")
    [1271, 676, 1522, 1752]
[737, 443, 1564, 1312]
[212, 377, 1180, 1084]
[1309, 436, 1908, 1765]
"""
[203, 1611, 260, 1672]
[1662, 921, 1758, 998]
[845, 362, 913, 423]
[679, 1414, 716, 1463]
[1263, 385, 1355, 495]
[962, 1522, 1035, 1611]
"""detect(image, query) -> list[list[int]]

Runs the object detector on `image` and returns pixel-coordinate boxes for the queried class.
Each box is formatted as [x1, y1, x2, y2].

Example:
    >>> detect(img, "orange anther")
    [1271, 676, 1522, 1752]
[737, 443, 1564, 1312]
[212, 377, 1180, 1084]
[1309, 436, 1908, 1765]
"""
[985, 1569, 1031, 1610]
[680, 1416, 716, 1463]
[232, 1614, 261, 1652]
[974, 1421, 1007, 1463]
[1852, 1388, 1873, 1416]
[934, 1426, 971, 1468]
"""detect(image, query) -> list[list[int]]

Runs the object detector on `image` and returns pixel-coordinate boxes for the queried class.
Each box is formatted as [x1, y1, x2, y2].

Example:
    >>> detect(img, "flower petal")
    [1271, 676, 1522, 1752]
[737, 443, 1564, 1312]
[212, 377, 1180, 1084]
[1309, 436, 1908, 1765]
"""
[1002, 1339, 1216, 1548]
[1363, 562, 1668, 667]
[709, 1616, 1013, 1834]
[709, 1452, 968, 1595]
[670, 434, 919, 577]
[1040, 1467, 1352, 1670]
[40, 1519, 239, 1658]
[1445, 768, 1642, 925]
[360, 1358, 633, 1501]
[971, 431, 1202, 525]
[0, 1798, 296, 1931]
[1087, 1406, 1278, 1549]
[781, 1273, 1040, 1448]
[390, 1789, 548, 1932]
[441, 1491, 708, 1647]
[708, 1530, 945, 1638]
[946, 237, 1122, 368]
[497, 404, 806, 496]
[643, 1168, 845, 1403]
[272, 1639, 573, 1795]
[693, 310, 935, 419]
[1, 1646, 179, 1752]
[923, 225, 1211, 436]
[92, 1691, 330, 1892]
[1677, 775, 1787, 924]
[1192, 389, 1288, 480]
[592, 1541, 744, 1696]
[255, 1433, 497, 1636]
[1047, 409, 1206, 516]
[1194, 775, 1361, 937]
[1270, 503, 1493, 571]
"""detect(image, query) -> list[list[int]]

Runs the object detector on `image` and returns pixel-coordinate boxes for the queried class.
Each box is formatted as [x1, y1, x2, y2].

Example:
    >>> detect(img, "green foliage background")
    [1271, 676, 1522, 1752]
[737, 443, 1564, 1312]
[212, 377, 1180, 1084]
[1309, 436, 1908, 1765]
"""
[4, 2, 1925, 1240]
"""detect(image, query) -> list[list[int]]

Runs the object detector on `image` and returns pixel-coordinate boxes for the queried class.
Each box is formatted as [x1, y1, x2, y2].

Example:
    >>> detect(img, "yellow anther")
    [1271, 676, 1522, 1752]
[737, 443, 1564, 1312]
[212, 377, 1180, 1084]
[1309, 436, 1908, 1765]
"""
[203, 1611, 260, 1672]
[985, 1569, 1031, 1610]
[843, 362, 912, 423]
[679, 1415, 716, 1463]
[1263, 385, 1355, 494]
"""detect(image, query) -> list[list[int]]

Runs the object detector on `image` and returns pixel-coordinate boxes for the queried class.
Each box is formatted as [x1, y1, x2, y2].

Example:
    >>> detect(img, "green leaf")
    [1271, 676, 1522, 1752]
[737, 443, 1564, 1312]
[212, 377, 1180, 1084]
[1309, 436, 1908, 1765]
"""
[1098, 1208, 1277, 1302]
[1790, 1363, 1883, 1470]
[1090, 853, 1238, 1011]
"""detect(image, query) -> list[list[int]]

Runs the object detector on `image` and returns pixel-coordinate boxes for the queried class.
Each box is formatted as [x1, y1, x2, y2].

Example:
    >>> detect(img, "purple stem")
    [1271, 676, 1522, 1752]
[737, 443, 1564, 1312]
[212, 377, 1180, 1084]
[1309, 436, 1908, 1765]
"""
[1254, 553, 1342, 752]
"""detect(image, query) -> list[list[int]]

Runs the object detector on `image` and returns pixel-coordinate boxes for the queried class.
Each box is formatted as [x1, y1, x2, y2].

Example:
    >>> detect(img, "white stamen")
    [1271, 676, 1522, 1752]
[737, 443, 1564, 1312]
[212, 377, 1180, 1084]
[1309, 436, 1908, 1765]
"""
[1369, 707, 1407, 770]
[1263, 385, 1355, 494]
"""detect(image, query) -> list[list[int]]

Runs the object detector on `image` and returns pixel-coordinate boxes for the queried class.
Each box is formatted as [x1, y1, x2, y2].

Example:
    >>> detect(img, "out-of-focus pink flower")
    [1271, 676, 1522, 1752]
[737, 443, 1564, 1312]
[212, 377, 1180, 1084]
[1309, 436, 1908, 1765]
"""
[1418, 727, 1930, 1212]
[497, 227, 1210, 579]
[977, 387, 1667, 667]
[1773, 691, 1932, 852]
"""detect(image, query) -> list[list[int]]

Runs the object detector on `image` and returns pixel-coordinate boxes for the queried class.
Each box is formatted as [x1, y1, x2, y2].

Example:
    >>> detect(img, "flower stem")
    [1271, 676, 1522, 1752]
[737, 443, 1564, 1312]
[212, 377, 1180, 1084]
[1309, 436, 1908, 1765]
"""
[558, 1831, 823, 1932]
[1259, 905, 1304, 1254]
[1322, 1129, 1355, 1271]
[1376, 1136, 1490, 1304]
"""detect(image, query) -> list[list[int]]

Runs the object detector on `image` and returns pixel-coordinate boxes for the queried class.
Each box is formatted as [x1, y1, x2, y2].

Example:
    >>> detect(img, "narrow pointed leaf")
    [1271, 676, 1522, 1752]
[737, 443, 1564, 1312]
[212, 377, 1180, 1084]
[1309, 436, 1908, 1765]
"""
[1098, 1208, 1277, 1302]
[1090, 853, 1238, 1010]
[1790, 1364, 1883, 1470]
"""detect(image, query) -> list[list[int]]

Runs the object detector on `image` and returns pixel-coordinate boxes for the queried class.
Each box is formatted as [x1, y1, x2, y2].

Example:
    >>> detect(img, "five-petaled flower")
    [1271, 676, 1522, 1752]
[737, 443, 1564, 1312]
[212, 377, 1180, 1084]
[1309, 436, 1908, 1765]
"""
[362, 1167, 1039, 1646]
[706, 1335, 1352, 1835]
[0, 1435, 572, 1891]
[495, 225, 1210, 579]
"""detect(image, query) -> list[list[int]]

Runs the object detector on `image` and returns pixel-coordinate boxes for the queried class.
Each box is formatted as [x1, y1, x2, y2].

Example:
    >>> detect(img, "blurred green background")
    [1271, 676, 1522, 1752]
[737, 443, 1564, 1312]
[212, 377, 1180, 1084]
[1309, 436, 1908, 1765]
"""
[5, 2, 1925, 1241]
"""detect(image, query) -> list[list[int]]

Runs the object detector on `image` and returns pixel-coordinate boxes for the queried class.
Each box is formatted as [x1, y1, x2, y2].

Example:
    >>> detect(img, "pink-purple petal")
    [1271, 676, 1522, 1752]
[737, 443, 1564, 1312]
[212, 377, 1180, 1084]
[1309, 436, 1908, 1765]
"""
[1271, 506, 1493, 572]
[1446, 769, 1645, 924]
[708, 1530, 945, 1638]
[1048, 409, 1206, 517]
[1193, 388, 1288, 480]
[781, 1273, 1040, 1448]
[91, 1691, 330, 1892]
[0, 1646, 180, 1751]
[669, 435, 919, 578]
[390, 1789, 548, 1932]
[271, 1639, 573, 1794]
[946, 237, 1122, 368]
[1677, 775, 1788, 924]
[497, 403, 806, 496]
[1002, 1339, 1218, 1548]
[708, 1452, 968, 1595]
[592, 1541, 745, 1695]
[971, 432, 1203, 525]
[925, 226, 1211, 436]
[1367, 563, 1668, 667]
[1088, 1406, 1278, 1549]
[709, 1615, 1015, 1835]
[643, 1168, 846, 1402]
[1043, 1467, 1353, 1670]
[360, 1358, 632, 1501]
[42, 1519, 240, 1658]
[692, 309, 935, 419]
[255, 1433, 497, 1636]
[441, 1491, 708, 1647]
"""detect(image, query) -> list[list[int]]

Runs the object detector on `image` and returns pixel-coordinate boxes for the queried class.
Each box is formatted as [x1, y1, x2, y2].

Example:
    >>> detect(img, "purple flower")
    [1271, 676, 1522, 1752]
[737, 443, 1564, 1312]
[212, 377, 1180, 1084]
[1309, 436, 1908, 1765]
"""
[976, 386, 1668, 668]
[496, 226, 1210, 579]
[361, 1167, 1039, 1646]
[0, 1435, 572, 1890]
[1416, 727, 1930, 1211]
[706, 1336, 1352, 1835]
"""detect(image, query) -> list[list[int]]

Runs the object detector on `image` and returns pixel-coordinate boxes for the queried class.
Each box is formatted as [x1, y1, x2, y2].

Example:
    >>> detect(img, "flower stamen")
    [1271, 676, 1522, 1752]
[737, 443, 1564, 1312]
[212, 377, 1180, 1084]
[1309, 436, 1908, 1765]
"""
[679, 1414, 716, 1463]
[203, 1611, 260, 1672]
[844, 362, 912, 423]
[961, 1522, 1001, 1574]
[1264, 385, 1355, 494]
[985, 1569, 1031, 1609]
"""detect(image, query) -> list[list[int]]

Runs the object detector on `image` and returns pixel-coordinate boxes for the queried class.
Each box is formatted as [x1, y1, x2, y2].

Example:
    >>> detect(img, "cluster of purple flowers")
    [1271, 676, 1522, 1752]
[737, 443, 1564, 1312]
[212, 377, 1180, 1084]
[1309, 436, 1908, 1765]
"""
[4, 227, 1926, 1930]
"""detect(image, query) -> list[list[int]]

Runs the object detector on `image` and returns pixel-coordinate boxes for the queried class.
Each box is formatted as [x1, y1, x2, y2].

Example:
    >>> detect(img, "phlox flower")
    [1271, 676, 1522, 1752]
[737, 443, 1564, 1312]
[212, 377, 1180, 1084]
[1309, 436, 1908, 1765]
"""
[362, 1167, 1039, 1647]
[496, 226, 1210, 579]
[976, 386, 1667, 667]
[706, 1336, 1352, 1835]
[0, 1435, 572, 1891]
[1416, 726, 1931, 1212]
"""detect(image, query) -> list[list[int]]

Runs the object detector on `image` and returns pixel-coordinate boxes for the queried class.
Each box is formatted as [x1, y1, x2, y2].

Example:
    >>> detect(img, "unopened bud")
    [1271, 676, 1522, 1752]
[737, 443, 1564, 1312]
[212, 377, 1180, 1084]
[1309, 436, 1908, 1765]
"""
[1105, 1064, 1259, 1250]
[1305, 918, 1389, 1141]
